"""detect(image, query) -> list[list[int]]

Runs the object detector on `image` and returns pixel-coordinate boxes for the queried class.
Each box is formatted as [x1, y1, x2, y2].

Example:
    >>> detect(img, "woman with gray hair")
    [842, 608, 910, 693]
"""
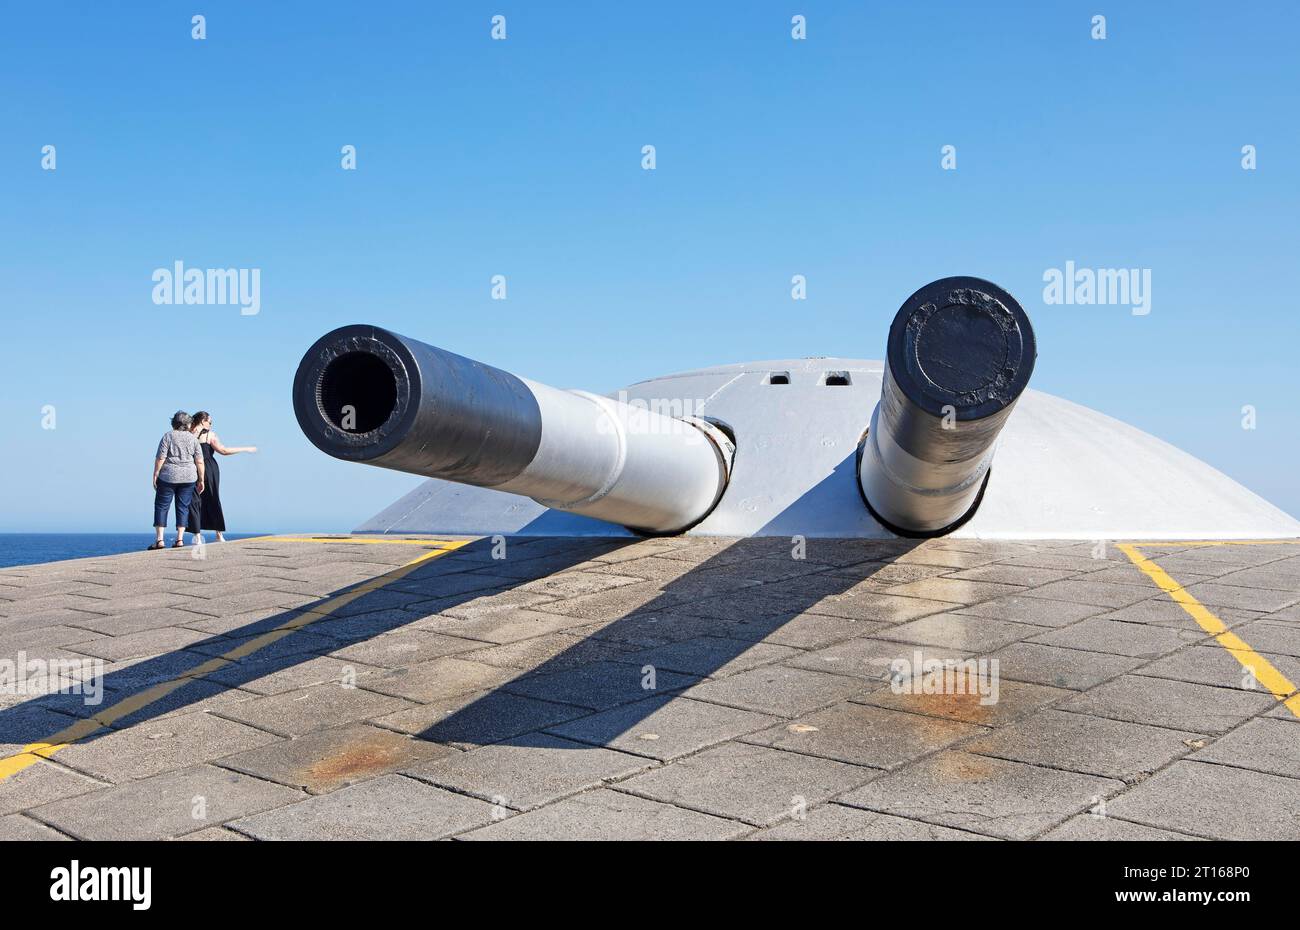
[149, 411, 205, 550]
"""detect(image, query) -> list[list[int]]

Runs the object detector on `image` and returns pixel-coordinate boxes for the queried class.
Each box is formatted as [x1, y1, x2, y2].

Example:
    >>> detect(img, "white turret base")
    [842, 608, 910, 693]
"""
[357, 359, 1300, 540]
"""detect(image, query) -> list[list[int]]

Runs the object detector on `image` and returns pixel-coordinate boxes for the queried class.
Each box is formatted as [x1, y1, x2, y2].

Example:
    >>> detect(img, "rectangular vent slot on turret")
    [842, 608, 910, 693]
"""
[822, 371, 851, 386]
[766, 372, 790, 385]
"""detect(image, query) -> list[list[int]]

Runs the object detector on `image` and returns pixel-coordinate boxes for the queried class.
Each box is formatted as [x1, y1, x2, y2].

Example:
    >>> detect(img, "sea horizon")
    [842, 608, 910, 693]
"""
[0, 532, 273, 570]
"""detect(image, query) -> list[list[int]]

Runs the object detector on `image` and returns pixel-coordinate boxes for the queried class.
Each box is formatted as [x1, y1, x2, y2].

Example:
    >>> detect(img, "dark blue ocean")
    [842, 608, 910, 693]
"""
[0, 534, 265, 569]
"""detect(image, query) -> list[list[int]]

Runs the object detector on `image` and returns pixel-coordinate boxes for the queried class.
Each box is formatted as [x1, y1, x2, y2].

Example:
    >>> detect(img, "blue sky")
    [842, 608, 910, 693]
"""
[2, 1, 1297, 532]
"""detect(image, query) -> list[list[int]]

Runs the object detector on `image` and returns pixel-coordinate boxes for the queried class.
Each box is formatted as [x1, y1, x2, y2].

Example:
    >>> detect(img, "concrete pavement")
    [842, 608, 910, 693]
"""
[1, 533, 1297, 840]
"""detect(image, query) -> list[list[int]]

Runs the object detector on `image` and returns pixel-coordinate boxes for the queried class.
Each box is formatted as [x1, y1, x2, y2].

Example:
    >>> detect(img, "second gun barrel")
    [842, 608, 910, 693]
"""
[858, 276, 1036, 535]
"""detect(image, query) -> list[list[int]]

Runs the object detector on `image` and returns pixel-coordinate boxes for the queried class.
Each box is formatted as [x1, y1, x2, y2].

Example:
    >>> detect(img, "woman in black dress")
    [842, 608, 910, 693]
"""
[185, 411, 258, 543]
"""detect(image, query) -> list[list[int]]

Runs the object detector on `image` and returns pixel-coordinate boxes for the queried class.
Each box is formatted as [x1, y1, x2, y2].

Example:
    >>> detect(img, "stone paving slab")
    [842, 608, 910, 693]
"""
[1071, 564, 1208, 587]
[65, 626, 212, 662]
[383, 571, 518, 601]
[30, 764, 304, 840]
[1019, 579, 1158, 609]
[1092, 600, 1261, 629]
[751, 803, 995, 840]
[951, 595, 1102, 626]
[574, 611, 733, 649]
[801, 591, 955, 624]
[186, 618, 335, 653]
[944, 564, 1078, 587]
[893, 548, 1000, 570]
[303, 607, 434, 642]
[856, 678, 1072, 728]
[412, 608, 591, 645]
[1, 624, 109, 654]
[618, 741, 872, 827]
[456, 630, 639, 671]
[182, 579, 319, 602]
[1262, 601, 1300, 622]
[460, 787, 748, 840]
[838, 751, 1123, 840]
[0, 759, 107, 817]
[1149, 554, 1260, 576]
[684, 664, 866, 717]
[1265, 702, 1300, 722]
[501, 660, 700, 711]
[71, 606, 211, 637]
[669, 589, 833, 623]
[431, 587, 560, 620]
[0, 535, 1297, 842]
[1040, 814, 1203, 841]
[217, 723, 454, 793]
[103, 677, 257, 728]
[817, 561, 953, 588]
[0, 812, 70, 840]
[229, 773, 495, 840]
[374, 688, 590, 748]
[1, 594, 113, 615]
[740, 701, 983, 769]
[176, 826, 249, 841]
[1027, 616, 1207, 658]
[723, 612, 887, 650]
[1, 608, 113, 640]
[881, 577, 1027, 606]
[404, 734, 653, 811]
[1135, 644, 1300, 692]
[548, 695, 777, 762]
[786, 637, 971, 684]
[213, 681, 412, 737]
[326, 628, 482, 666]
[1219, 619, 1300, 658]
[1104, 761, 1300, 840]
[56, 711, 280, 783]
[962, 708, 1202, 781]
[533, 579, 746, 622]
[996, 552, 1115, 573]
[1058, 675, 1274, 734]
[200, 654, 388, 696]
[1181, 581, 1299, 613]
[520, 570, 645, 599]
[364, 657, 518, 704]
[1186, 717, 1300, 778]
[984, 642, 1144, 690]
[178, 605, 311, 637]
[476, 556, 604, 581]
[612, 636, 799, 678]
[2, 702, 86, 754]
[878, 612, 1043, 652]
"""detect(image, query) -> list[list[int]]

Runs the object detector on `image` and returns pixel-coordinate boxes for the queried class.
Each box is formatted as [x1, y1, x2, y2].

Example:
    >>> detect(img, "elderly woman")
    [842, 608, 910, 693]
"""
[184, 410, 258, 544]
[150, 411, 205, 550]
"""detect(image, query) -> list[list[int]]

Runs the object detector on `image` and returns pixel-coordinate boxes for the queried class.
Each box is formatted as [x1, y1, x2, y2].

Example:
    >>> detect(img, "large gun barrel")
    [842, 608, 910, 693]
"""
[858, 277, 1036, 536]
[292, 325, 733, 534]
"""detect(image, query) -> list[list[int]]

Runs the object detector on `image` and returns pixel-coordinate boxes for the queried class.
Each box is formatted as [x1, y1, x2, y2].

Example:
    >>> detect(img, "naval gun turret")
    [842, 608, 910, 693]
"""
[292, 276, 1034, 538]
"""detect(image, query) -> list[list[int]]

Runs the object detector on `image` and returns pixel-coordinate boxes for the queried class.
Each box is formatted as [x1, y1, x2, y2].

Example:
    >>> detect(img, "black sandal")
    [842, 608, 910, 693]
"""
[147, 542, 166, 551]
[172, 540, 186, 548]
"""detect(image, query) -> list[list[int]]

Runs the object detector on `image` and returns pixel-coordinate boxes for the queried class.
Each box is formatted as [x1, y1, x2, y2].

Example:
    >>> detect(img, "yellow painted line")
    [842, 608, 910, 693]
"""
[1124, 539, 1300, 548]
[0, 538, 476, 783]
[1118, 542, 1300, 720]
[259, 536, 469, 548]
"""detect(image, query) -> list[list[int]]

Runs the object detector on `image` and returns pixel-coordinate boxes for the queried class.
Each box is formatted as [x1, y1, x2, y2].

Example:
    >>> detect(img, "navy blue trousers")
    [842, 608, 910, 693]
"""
[153, 481, 196, 530]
